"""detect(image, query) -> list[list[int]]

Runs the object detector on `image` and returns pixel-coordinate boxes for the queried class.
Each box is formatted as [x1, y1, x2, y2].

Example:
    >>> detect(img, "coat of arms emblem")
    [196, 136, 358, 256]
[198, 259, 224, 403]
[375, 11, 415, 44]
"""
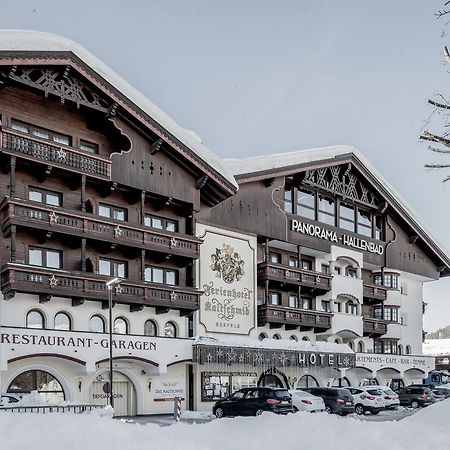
[210, 244, 245, 284]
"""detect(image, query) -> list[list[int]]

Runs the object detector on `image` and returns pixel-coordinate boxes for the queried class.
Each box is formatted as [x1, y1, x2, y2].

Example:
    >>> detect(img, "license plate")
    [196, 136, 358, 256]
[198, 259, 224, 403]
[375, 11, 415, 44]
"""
[281, 401, 289, 405]
[346, 402, 352, 405]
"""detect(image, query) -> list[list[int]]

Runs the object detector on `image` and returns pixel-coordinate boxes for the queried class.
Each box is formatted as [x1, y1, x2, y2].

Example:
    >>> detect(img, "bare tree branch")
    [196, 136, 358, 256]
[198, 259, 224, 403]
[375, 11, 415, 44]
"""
[428, 145, 450, 154]
[428, 99, 450, 109]
[420, 131, 450, 147]
[424, 164, 450, 169]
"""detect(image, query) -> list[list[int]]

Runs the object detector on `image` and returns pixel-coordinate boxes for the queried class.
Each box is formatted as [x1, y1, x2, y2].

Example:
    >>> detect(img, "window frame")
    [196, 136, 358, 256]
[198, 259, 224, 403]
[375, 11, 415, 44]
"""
[98, 203, 128, 222]
[28, 247, 62, 269]
[28, 186, 62, 207]
[90, 315, 106, 333]
[79, 139, 99, 154]
[11, 119, 72, 147]
[268, 291, 281, 306]
[98, 257, 128, 278]
[54, 311, 72, 331]
[144, 266, 178, 285]
[26, 309, 45, 329]
[144, 214, 178, 233]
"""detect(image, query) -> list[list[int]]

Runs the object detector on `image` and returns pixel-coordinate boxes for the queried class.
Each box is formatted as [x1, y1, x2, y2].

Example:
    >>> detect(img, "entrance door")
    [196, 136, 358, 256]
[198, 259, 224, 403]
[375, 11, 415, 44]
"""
[90, 372, 137, 417]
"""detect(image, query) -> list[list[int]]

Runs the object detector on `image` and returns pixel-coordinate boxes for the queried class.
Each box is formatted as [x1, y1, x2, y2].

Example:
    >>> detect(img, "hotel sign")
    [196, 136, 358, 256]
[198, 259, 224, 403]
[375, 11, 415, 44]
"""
[291, 219, 384, 255]
[198, 226, 256, 335]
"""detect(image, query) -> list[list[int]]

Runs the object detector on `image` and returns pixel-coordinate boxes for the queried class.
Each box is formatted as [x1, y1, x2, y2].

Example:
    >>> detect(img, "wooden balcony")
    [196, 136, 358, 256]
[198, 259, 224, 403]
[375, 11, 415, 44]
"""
[1, 264, 200, 313]
[1, 198, 201, 259]
[257, 262, 332, 294]
[258, 305, 332, 331]
[363, 284, 387, 303]
[0, 128, 111, 180]
[363, 317, 388, 337]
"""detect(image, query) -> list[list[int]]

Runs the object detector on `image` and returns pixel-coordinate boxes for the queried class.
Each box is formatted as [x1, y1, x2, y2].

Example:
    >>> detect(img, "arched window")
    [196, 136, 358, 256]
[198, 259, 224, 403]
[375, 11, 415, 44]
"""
[144, 320, 157, 337]
[164, 321, 177, 338]
[258, 374, 283, 388]
[54, 312, 71, 331]
[346, 301, 357, 315]
[334, 338, 341, 344]
[26, 309, 45, 329]
[301, 336, 310, 341]
[114, 317, 128, 334]
[397, 344, 403, 355]
[358, 341, 364, 353]
[8, 370, 65, 403]
[258, 332, 268, 341]
[90, 315, 106, 333]
[331, 377, 351, 387]
[273, 334, 281, 340]
[290, 335, 298, 341]
[348, 341, 354, 350]
[297, 375, 319, 388]
[405, 345, 411, 355]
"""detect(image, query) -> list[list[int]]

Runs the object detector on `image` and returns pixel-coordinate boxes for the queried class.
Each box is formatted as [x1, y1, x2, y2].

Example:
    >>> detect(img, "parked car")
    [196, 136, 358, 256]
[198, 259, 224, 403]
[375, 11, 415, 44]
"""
[302, 387, 355, 416]
[212, 387, 293, 418]
[432, 387, 450, 399]
[0, 393, 21, 406]
[377, 386, 400, 410]
[397, 386, 434, 408]
[288, 390, 325, 413]
[347, 387, 385, 415]
[431, 390, 446, 403]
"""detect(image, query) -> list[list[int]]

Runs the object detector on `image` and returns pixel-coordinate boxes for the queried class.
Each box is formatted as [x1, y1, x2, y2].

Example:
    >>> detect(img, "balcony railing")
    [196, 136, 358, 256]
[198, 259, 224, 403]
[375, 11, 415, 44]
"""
[258, 305, 332, 331]
[0, 128, 111, 180]
[363, 317, 388, 336]
[257, 262, 332, 292]
[1, 198, 201, 259]
[1, 264, 200, 312]
[363, 284, 388, 302]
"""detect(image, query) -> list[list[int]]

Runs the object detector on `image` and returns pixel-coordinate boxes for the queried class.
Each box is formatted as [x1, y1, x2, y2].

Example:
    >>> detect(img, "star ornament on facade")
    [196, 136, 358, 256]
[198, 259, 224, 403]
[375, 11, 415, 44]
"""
[114, 225, 122, 238]
[170, 237, 178, 247]
[254, 351, 264, 365]
[115, 284, 123, 295]
[49, 274, 58, 287]
[49, 210, 59, 225]
[170, 290, 178, 301]
[56, 147, 67, 161]
[342, 356, 351, 367]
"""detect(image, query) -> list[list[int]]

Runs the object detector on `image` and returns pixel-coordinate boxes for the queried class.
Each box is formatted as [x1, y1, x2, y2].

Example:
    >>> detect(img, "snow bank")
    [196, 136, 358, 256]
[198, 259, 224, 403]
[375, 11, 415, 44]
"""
[2, 400, 450, 450]
[423, 338, 450, 356]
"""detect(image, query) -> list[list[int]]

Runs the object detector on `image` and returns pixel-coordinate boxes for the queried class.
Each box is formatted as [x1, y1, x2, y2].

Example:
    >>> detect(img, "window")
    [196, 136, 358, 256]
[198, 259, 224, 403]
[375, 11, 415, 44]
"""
[348, 341, 354, 350]
[374, 340, 398, 354]
[54, 312, 71, 331]
[318, 195, 335, 226]
[301, 336, 310, 341]
[397, 345, 403, 355]
[28, 247, 61, 269]
[373, 273, 398, 289]
[11, 119, 71, 147]
[269, 252, 281, 264]
[346, 267, 357, 278]
[339, 203, 355, 231]
[375, 216, 384, 240]
[99, 258, 127, 278]
[201, 373, 231, 401]
[358, 341, 364, 353]
[90, 315, 105, 333]
[302, 297, 313, 310]
[374, 307, 398, 322]
[98, 203, 127, 221]
[79, 140, 99, 154]
[114, 317, 128, 334]
[290, 335, 298, 341]
[297, 375, 319, 388]
[144, 215, 178, 232]
[321, 264, 330, 274]
[164, 321, 177, 338]
[288, 256, 298, 268]
[272, 334, 281, 340]
[300, 258, 313, 271]
[346, 301, 357, 315]
[321, 300, 331, 312]
[405, 345, 411, 355]
[8, 370, 65, 403]
[284, 188, 293, 213]
[335, 267, 341, 275]
[144, 320, 157, 337]
[289, 294, 299, 308]
[89, 315, 105, 333]
[28, 187, 62, 207]
[145, 266, 178, 285]
[357, 208, 372, 237]
[334, 302, 342, 312]
[258, 333, 267, 341]
[297, 189, 315, 220]
[268, 292, 281, 306]
[26, 309, 45, 329]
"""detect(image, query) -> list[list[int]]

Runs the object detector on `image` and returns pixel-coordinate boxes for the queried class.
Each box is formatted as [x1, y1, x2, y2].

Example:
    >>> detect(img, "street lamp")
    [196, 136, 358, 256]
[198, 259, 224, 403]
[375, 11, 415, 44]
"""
[106, 277, 122, 410]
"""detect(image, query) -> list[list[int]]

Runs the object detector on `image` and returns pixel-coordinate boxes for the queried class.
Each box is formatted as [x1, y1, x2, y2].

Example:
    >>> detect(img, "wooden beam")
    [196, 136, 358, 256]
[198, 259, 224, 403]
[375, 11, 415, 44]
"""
[130, 304, 144, 312]
[196, 175, 208, 190]
[150, 138, 163, 155]
[263, 177, 275, 187]
[39, 294, 51, 303]
[72, 297, 85, 307]
[408, 235, 419, 244]
[155, 306, 170, 315]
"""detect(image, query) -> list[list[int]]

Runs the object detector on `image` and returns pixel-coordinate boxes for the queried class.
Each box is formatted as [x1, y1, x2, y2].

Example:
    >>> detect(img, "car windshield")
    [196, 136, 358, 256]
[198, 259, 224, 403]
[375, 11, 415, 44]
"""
[274, 390, 290, 399]
[337, 389, 351, 396]
[367, 389, 382, 396]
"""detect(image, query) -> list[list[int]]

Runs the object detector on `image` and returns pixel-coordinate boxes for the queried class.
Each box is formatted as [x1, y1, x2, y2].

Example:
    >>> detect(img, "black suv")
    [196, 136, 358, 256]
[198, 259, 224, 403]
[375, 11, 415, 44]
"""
[303, 387, 355, 415]
[212, 387, 293, 418]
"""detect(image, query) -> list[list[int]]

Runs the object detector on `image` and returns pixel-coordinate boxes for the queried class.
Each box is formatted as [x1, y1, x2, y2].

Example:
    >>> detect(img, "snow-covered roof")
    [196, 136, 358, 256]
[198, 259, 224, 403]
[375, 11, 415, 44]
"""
[224, 145, 450, 269]
[0, 30, 238, 190]
[423, 339, 450, 356]
[194, 335, 354, 354]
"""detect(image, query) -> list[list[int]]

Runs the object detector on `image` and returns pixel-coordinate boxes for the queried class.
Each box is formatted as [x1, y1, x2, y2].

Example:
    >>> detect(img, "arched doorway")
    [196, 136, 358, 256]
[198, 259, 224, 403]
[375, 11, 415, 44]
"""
[8, 369, 65, 403]
[331, 377, 350, 387]
[258, 373, 283, 388]
[90, 371, 137, 416]
[297, 375, 319, 388]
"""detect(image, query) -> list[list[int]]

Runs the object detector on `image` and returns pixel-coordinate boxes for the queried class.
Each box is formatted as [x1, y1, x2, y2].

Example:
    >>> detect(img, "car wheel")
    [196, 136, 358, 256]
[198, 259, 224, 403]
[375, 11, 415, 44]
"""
[292, 406, 299, 413]
[325, 406, 332, 414]
[215, 407, 224, 418]
[355, 404, 365, 415]
[410, 400, 419, 409]
[255, 409, 264, 416]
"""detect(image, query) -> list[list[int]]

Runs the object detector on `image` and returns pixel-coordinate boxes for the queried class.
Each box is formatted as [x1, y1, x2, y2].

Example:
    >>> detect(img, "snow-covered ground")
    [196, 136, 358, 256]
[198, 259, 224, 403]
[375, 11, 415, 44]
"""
[1, 401, 449, 450]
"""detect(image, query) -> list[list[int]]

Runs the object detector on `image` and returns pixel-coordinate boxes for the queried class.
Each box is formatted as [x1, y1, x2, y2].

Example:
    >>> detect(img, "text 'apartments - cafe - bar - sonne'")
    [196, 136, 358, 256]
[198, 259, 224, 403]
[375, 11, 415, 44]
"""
[0, 31, 446, 415]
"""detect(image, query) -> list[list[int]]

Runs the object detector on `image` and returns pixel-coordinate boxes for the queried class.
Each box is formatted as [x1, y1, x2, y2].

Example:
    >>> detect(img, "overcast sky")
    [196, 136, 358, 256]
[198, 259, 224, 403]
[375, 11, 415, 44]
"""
[1, 0, 450, 332]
